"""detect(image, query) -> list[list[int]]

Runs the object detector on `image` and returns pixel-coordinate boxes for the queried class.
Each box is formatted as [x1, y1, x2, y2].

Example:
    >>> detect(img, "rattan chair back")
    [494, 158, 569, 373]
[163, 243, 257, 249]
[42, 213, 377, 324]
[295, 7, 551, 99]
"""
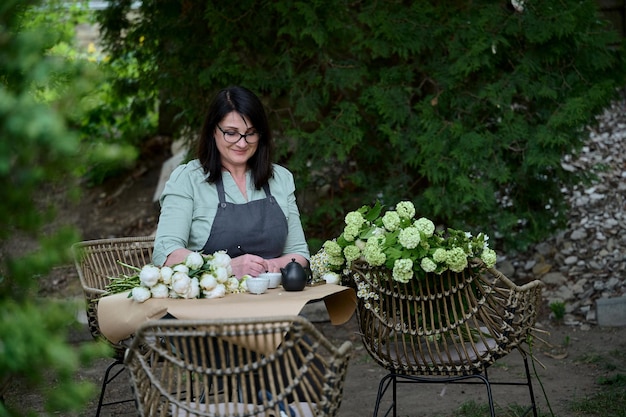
[124, 316, 353, 417]
[72, 236, 155, 353]
[72, 236, 155, 416]
[348, 259, 543, 416]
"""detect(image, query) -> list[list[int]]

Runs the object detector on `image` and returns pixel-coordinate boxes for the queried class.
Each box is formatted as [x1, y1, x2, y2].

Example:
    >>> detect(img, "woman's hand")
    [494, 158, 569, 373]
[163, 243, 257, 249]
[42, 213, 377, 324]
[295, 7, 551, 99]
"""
[264, 254, 308, 274]
[164, 248, 193, 266]
[230, 254, 269, 278]
[263, 259, 283, 273]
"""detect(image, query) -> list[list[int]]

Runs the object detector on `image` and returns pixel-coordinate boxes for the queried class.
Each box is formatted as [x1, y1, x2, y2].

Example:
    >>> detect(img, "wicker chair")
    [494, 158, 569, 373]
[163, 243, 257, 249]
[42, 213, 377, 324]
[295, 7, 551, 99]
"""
[124, 315, 353, 417]
[348, 259, 544, 417]
[72, 236, 156, 417]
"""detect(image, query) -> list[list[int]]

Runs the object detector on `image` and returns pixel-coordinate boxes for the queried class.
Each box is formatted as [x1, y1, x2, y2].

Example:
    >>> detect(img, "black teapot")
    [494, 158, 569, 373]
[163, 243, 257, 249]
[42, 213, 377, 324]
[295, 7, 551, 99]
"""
[280, 258, 307, 291]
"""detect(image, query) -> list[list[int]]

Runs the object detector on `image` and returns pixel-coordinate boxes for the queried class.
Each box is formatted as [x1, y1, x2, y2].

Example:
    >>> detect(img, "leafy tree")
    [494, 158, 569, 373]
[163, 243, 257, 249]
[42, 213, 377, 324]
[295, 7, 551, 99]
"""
[0, 0, 109, 415]
[98, 0, 625, 252]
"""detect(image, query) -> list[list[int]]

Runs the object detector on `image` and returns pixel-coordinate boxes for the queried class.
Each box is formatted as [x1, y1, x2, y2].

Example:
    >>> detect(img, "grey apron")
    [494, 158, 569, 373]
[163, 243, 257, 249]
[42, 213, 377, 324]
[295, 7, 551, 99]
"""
[201, 177, 288, 259]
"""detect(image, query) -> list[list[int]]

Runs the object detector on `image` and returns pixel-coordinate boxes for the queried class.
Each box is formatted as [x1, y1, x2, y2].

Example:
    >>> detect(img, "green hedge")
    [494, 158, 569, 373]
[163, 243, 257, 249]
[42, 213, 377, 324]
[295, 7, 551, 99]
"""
[99, 0, 625, 251]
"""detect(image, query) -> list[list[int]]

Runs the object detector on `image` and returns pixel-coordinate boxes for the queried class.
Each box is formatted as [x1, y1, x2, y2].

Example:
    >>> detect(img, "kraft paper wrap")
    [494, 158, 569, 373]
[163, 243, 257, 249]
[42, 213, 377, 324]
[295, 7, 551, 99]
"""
[97, 284, 357, 345]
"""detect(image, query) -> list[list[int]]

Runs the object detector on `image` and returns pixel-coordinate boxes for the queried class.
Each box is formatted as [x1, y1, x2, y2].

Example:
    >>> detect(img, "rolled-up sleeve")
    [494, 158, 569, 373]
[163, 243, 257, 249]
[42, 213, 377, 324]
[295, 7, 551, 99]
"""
[272, 166, 310, 262]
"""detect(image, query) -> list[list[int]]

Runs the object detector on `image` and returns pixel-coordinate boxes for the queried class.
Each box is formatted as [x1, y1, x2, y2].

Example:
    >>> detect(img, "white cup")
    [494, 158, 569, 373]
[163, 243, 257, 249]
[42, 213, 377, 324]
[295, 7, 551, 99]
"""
[247, 277, 270, 294]
[258, 272, 282, 289]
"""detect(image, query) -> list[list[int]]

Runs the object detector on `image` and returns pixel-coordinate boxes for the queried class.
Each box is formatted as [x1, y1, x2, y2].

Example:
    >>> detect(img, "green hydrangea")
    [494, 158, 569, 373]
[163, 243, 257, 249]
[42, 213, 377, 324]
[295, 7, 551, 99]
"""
[343, 245, 361, 262]
[446, 247, 469, 272]
[323, 240, 342, 257]
[345, 211, 366, 228]
[363, 239, 386, 266]
[315, 201, 499, 285]
[432, 248, 447, 263]
[395, 201, 415, 220]
[392, 258, 413, 283]
[343, 223, 360, 242]
[382, 211, 401, 231]
[398, 226, 420, 249]
[420, 257, 437, 273]
[328, 254, 346, 267]
[414, 217, 435, 237]
[480, 248, 497, 268]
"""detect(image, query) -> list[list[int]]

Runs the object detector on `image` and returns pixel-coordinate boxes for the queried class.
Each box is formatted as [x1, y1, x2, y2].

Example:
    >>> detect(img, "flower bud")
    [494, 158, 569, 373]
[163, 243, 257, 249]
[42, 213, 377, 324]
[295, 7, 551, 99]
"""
[131, 286, 151, 303]
[185, 252, 204, 270]
[139, 265, 160, 287]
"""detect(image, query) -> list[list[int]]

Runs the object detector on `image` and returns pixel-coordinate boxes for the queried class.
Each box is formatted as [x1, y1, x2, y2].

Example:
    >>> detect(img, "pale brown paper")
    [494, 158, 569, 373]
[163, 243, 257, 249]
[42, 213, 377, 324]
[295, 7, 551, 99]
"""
[97, 284, 357, 344]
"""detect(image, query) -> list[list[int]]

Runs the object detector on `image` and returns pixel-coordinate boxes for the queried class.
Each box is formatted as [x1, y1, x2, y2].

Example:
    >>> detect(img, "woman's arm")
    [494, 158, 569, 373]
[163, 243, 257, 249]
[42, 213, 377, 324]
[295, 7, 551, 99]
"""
[153, 164, 196, 266]
[273, 165, 311, 262]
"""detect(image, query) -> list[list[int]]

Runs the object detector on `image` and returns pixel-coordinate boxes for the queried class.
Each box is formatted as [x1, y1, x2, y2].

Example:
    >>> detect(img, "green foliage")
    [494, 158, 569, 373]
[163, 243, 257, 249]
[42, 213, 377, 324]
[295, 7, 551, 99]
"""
[570, 373, 626, 417]
[549, 300, 566, 321]
[0, 0, 110, 415]
[76, 48, 156, 185]
[47, 15, 153, 185]
[98, 0, 625, 252]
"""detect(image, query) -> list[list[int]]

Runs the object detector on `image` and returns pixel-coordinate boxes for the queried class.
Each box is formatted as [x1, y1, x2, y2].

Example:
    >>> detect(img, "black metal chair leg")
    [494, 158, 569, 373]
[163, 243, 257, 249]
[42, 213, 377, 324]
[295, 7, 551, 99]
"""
[95, 359, 132, 417]
[392, 374, 397, 417]
[373, 373, 395, 417]
[373, 372, 497, 417]
[522, 354, 539, 417]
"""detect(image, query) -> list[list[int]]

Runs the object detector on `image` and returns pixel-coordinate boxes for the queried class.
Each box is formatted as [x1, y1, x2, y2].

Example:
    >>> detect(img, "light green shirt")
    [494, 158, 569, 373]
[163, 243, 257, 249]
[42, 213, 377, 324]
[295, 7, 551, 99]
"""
[153, 160, 310, 266]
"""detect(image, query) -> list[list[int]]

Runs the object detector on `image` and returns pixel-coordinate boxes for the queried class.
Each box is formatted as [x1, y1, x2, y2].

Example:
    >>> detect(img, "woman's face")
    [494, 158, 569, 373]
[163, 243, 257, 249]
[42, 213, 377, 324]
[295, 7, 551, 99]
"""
[215, 111, 259, 171]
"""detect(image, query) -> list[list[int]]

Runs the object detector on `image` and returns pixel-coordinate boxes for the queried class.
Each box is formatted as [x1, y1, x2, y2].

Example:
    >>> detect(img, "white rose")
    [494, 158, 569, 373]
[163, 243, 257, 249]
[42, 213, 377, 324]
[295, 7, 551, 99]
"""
[185, 252, 205, 270]
[139, 265, 160, 288]
[172, 264, 189, 274]
[131, 286, 151, 303]
[171, 272, 191, 296]
[199, 273, 217, 291]
[160, 266, 173, 285]
[204, 283, 226, 299]
[225, 277, 240, 292]
[215, 266, 229, 283]
[323, 272, 341, 285]
[212, 251, 231, 269]
[187, 277, 200, 299]
[150, 283, 169, 299]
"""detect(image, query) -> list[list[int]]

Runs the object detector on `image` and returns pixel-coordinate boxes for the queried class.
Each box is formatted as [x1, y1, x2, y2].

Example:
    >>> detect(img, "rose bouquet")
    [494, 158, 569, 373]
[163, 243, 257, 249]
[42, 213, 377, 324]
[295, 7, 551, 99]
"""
[105, 251, 251, 303]
[310, 200, 497, 285]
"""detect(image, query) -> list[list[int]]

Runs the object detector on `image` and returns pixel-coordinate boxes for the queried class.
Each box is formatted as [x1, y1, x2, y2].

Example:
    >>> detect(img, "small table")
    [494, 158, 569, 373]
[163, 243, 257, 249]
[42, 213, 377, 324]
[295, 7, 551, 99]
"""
[97, 284, 357, 344]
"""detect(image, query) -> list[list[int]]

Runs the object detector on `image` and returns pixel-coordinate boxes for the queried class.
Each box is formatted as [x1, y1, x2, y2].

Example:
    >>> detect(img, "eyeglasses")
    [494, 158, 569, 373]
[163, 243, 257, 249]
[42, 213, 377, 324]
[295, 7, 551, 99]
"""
[217, 125, 260, 144]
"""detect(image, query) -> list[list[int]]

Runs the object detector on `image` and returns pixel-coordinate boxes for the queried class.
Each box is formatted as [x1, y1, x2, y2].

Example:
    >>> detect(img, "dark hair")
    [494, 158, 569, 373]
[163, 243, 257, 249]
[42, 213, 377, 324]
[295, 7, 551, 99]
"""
[197, 86, 274, 189]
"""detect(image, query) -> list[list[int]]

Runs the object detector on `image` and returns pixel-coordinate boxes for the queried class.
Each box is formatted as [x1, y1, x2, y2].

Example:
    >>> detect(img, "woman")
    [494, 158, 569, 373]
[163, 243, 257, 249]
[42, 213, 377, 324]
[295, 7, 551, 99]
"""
[153, 86, 310, 277]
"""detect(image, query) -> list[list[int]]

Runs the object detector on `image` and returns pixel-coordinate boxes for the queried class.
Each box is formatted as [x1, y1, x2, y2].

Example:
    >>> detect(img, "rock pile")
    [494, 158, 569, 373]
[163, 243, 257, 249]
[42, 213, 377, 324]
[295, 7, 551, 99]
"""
[498, 95, 626, 327]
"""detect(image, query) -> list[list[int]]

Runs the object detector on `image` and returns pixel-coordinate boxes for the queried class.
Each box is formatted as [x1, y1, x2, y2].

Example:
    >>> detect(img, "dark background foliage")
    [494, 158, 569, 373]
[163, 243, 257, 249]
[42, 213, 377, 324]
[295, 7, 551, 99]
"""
[98, 0, 625, 253]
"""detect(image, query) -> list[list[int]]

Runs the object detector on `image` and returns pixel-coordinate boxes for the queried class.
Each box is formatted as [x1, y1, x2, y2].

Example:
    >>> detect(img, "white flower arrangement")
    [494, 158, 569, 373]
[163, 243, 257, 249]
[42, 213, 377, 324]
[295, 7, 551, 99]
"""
[311, 200, 497, 285]
[106, 251, 252, 303]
